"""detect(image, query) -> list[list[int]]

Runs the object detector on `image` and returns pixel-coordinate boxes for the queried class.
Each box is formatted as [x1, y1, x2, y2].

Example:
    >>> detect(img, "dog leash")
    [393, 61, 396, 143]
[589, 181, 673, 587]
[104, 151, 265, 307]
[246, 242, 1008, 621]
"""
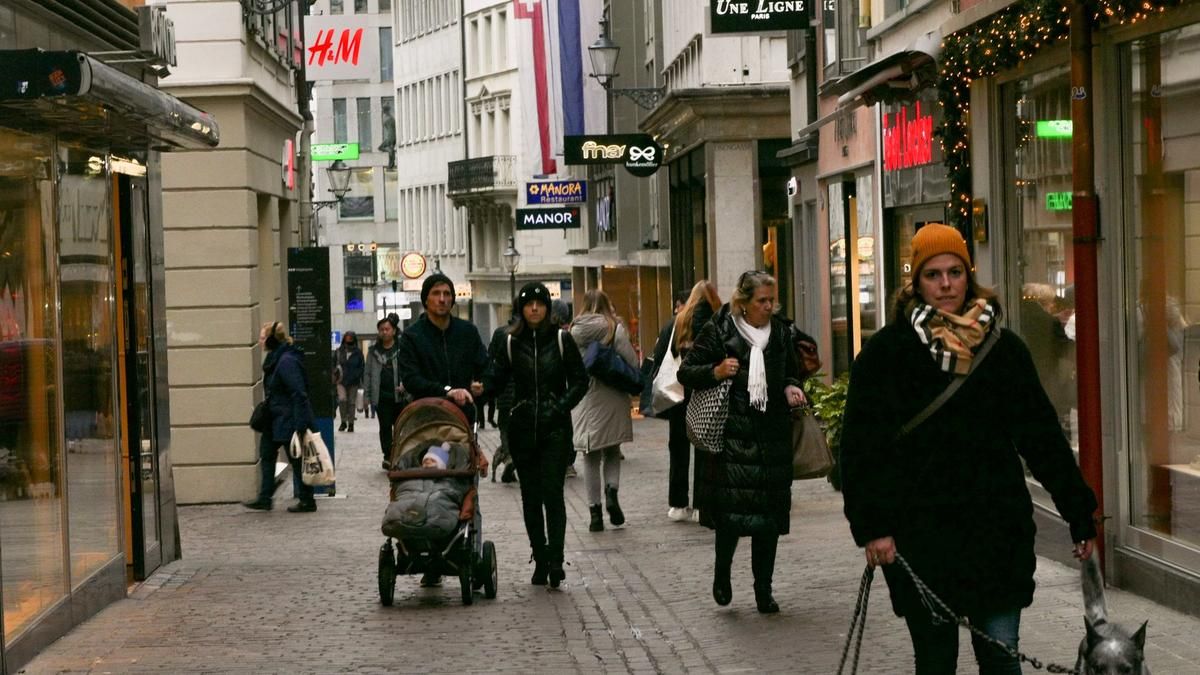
[835, 553, 1079, 675]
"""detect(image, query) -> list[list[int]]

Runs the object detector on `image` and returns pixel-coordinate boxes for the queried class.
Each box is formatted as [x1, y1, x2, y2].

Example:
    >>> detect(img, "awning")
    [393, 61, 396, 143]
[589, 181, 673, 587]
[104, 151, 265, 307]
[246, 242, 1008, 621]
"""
[0, 49, 219, 150]
[797, 31, 940, 138]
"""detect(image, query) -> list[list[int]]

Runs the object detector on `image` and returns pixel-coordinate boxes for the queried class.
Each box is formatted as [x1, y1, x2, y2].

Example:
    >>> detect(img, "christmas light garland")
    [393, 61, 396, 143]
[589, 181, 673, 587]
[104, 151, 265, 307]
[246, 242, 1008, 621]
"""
[937, 0, 1185, 229]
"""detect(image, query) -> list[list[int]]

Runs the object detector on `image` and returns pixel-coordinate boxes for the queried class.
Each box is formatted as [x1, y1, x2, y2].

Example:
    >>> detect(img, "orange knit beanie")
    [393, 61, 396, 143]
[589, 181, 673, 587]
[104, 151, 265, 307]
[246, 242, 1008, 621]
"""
[911, 223, 970, 275]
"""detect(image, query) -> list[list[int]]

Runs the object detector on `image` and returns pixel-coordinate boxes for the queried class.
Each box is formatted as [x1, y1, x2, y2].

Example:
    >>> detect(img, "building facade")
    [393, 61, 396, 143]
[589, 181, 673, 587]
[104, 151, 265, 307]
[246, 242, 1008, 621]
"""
[155, 0, 307, 505]
[0, 0, 218, 667]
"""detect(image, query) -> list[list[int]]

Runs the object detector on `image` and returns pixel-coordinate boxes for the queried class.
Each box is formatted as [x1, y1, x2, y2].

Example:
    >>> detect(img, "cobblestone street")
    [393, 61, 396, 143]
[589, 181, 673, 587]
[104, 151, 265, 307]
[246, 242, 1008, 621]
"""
[23, 417, 1200, 674]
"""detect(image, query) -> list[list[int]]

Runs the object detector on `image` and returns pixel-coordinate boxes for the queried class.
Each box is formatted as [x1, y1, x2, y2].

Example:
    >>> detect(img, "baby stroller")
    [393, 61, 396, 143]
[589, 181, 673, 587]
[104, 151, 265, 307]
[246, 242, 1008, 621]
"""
[378, 398, 498, 606]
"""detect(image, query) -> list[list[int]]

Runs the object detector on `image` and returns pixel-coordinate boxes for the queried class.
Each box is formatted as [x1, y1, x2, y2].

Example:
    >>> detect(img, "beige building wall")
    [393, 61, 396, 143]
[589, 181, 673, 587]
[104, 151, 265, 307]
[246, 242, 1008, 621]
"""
[157, 0, 305, 504]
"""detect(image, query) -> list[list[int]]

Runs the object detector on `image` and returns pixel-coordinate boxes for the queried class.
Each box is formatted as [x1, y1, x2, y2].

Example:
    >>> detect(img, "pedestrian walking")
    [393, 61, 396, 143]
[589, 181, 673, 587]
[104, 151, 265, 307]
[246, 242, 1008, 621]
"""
[396, 273, 490, 587]
[486, 282, 588, 588]
[243, 321, 318, 513]
[363, 316, 403, 469]
[396, 274, 490, 424]
[677, 271, 805, 614]
[335, 331, 364, 432]
[570, 290, 639, 532]
[654, 282, 720, 523]
[840, 223, 1098, 674]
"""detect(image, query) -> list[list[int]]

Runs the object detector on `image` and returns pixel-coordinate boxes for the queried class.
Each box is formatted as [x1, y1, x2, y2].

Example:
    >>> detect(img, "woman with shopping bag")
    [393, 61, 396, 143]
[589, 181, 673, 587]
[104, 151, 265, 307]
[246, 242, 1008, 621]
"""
[652, 280, 720, 522]
[243, 321, 320, 513]
[677, 272, 805, 614]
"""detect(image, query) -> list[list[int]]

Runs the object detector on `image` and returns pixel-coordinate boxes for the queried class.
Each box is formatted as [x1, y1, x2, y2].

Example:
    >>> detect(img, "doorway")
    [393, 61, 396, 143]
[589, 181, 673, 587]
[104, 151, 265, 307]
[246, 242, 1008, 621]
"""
[885, 204, 948, 313]
[112, 168, 162, 581]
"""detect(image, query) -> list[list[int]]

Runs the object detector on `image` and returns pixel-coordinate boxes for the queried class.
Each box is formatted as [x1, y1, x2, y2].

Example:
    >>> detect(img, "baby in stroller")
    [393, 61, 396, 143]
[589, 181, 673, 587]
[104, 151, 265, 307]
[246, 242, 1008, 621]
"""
[377, 398, 497, 606]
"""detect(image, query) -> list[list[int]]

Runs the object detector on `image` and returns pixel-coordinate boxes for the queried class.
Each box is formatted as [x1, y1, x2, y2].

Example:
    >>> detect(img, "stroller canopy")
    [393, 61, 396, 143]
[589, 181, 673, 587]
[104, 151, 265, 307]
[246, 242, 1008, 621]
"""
[389, 398, 473, 468]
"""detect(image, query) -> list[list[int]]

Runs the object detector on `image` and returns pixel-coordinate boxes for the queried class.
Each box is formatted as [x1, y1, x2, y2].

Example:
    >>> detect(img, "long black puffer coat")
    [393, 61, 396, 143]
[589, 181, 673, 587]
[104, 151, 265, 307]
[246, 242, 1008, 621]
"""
[486, 325, 589, 462]
[840, 318, 1097, 618]
[677, 305, 802, 536]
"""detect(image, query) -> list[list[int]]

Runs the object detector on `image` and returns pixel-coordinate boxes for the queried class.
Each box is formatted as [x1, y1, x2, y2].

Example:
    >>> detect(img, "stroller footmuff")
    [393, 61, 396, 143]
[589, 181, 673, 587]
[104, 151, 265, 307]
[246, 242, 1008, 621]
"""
[377, 399, 497, 607]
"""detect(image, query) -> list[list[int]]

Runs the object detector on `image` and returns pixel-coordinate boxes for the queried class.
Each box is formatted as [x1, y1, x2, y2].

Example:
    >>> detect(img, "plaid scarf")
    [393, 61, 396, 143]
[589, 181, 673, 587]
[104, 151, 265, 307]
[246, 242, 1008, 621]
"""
[909, 298, 998, 374]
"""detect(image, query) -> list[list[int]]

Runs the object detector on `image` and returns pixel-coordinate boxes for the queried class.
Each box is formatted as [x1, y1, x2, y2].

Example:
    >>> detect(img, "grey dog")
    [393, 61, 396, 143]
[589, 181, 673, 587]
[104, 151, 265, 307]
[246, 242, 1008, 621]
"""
[1077, 556, 1149, 674]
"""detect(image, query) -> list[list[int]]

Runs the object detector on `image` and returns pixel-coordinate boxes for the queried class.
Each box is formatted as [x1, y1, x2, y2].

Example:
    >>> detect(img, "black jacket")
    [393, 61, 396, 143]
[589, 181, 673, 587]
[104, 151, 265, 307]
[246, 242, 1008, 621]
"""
[840, 319, 1098, 617]
[263, 344, 316, 444]
[335, 336, 364, 387]
[486, 325, 588, 461]
[489, 324, 516, 427]
[677, 305, 802, 536]
[397, 314, 490, 415]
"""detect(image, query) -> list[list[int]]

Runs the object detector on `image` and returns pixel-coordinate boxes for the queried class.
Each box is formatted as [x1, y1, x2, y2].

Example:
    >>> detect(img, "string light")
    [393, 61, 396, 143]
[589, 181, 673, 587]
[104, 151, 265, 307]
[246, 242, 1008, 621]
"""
[936, 0, 1185, 228]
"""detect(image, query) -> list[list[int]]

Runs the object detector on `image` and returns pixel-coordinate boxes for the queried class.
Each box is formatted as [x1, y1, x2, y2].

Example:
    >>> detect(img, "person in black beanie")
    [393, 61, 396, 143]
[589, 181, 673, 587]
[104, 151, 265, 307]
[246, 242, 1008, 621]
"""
[486, 282, 588, 588]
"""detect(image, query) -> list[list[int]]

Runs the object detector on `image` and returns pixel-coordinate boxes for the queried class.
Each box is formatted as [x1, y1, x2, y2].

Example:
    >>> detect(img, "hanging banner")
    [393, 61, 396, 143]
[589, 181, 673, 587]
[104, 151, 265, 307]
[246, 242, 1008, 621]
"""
[527, 180, 587, 205]
[709, 1, 810, 34]
[516, 206, 582, 230]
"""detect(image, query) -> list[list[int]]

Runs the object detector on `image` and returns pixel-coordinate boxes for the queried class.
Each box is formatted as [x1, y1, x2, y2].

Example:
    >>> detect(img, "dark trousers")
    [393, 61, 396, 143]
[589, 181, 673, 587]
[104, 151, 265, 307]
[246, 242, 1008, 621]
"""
[513, 448, 570, 563]
[486, 398, 496, 426]
[714, 528, 779, 588]
[667, 404, 696, 508]
[904, 607, 1021, 675]
[376, 398, 402, 461]
[256, 433, 313, 503]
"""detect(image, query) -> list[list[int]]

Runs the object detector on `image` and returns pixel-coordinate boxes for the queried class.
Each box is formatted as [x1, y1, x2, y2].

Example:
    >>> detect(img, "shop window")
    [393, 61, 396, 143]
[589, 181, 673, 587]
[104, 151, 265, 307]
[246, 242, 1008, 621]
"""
[59, 147, 120, 585]
[0, 129, 66, 638]
[827, 175, 878, 376]
[339, 167, 375, 220]
[1003, 64, 1078, 468]
[1123, 25, 1200, 548]
[384, 169, 398, 220]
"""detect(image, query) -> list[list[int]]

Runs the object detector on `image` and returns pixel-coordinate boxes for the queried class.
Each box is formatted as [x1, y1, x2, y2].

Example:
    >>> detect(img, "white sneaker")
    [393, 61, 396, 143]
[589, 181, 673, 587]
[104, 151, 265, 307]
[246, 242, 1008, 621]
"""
[667, 507, 691, 522]
[690, 509, 700, 523]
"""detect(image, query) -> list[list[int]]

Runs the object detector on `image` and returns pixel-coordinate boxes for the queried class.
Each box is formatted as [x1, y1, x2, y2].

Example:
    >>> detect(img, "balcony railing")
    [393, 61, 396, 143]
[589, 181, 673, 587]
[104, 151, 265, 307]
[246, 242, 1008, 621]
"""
[447, 155, 517, 195]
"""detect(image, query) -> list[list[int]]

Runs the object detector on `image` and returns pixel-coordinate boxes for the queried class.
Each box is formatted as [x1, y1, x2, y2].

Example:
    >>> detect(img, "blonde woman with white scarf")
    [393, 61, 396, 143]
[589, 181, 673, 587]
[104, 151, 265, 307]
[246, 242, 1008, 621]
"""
[677, 271, 806, 614]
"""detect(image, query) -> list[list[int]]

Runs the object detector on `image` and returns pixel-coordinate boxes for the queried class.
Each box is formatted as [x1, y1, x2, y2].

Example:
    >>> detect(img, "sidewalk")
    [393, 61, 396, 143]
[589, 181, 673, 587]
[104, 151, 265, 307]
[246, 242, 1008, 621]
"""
[22, 416, 1200, 674]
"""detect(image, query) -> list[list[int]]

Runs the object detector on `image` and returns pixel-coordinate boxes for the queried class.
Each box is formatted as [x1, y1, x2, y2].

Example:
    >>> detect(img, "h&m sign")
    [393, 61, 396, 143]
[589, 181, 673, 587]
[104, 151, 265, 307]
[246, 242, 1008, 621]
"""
[516, 206, 581, 230]
[564, 134, 662, 177]
[710, 0, 809, 34]
[305, 15, 380, 82]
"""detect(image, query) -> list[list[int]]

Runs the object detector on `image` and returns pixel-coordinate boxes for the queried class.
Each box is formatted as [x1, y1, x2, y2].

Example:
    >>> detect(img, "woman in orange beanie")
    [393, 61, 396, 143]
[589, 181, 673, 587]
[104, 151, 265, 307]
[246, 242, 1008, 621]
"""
[840, 223, 1098, 673]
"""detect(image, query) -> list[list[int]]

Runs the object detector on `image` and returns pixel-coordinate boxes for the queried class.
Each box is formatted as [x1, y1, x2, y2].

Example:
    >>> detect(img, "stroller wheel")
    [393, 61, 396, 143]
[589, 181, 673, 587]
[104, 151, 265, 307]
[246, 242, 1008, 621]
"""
[459, 570, 474, 606]
[482, 541, 498, 600]
[378, 541, 396, 606]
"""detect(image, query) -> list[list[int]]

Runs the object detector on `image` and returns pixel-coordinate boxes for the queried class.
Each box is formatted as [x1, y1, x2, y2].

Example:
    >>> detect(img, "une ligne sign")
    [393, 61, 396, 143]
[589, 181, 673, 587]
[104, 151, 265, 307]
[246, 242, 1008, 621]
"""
[312, 143, 360, 161]
[1036, 120, 1073, 139]
[710, 0, 809, 34]
[1046, 191, 1073, 211]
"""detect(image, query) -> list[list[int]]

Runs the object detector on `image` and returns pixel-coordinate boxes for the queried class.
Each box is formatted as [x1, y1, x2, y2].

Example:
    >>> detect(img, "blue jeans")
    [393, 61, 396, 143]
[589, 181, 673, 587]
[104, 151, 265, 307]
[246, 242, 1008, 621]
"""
[904, 607, 1021, 675]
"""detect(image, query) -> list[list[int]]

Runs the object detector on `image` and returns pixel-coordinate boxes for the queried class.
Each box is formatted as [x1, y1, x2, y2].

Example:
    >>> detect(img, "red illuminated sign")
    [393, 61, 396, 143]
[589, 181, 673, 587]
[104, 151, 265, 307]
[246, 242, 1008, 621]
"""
[308, 28, 364, 68]
[882, 101, 934, 172]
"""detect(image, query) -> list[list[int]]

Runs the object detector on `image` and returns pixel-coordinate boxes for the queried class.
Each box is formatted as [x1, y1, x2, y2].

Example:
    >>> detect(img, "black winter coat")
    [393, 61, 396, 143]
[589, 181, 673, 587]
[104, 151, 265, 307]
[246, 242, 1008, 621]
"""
[677, 305, 802, 536]
[397, 314, 491, 418]
[335, 339, 364, 387]
[263, 344, 316, 444]
[840, 320, 1098, 618]
[486, 325, 589, 462]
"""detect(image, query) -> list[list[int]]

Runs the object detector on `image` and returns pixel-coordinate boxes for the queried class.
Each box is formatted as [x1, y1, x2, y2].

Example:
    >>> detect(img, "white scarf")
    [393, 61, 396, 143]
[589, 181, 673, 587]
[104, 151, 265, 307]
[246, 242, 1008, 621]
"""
[733, 314, 771, 412]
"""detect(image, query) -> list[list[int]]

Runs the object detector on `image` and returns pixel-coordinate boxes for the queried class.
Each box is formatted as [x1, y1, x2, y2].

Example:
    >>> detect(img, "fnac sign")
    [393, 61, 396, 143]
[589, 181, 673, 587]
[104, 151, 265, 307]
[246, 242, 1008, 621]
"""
[305, 16, 379, 82]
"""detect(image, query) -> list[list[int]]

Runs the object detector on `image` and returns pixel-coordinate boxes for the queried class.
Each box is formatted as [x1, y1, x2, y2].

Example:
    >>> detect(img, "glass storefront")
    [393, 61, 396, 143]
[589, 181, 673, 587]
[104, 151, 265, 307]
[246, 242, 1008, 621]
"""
[827, 174, 879, 376]
[1122, 24, 1200, 550]
[1004, 63, 1079, 455]
[0, 128, 67, 639]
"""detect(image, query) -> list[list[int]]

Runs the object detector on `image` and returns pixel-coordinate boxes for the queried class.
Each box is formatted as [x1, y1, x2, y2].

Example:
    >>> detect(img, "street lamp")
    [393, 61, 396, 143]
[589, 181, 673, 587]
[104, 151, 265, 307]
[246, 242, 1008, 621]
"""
[502, 235, 521, 305]
[587, 14, 665, 111]
[311, 160, 353, 214]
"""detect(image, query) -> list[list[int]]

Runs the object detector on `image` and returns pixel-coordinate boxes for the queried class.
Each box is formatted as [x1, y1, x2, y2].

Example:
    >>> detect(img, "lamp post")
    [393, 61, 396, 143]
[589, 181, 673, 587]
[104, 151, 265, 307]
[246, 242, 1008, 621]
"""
[587, 13, 665, 112]
[502, 235, 521, 306]
[309, 160, 353, 245]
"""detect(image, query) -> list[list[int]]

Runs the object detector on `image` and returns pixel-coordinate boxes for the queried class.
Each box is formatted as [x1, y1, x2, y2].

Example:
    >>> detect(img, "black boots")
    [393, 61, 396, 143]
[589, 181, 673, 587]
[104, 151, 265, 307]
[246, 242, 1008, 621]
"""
[286, 500, 316, 513]
[347, 421, 354, 432]
[338, 421, 347, 431]
[530, 548, 548, 585]
[589, 505, 605, 532]
[500, 463, 517, 483]
[548, 560, 565, 588]
[713, 564, 732, 606]
[754, 583, 779, 614]
[242, 498, 271, 511]
[605, 485, 625, 527]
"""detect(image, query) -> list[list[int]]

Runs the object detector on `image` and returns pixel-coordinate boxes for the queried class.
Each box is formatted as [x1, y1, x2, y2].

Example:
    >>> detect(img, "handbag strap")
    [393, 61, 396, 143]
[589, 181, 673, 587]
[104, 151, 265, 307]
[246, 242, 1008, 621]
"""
[894, 327, 1002, 441]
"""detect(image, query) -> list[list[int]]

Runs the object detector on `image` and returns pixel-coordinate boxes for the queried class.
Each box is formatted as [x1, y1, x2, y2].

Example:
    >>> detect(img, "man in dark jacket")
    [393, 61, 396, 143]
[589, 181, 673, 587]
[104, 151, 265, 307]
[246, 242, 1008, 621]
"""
[396, 274, 490, 586]
[335, 331, 364, 432]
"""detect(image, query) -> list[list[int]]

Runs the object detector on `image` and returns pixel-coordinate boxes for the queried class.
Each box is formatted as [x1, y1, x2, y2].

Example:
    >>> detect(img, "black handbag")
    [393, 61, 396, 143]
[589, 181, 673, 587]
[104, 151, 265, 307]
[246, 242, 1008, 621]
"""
[249, 399, 271, 433]
[582, 340, 644, 395]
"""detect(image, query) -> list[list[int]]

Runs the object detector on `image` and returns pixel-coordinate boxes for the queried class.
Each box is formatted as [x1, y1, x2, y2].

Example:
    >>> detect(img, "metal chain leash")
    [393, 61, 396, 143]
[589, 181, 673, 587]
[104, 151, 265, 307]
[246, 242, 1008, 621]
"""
[835, 553, 1079, 675]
